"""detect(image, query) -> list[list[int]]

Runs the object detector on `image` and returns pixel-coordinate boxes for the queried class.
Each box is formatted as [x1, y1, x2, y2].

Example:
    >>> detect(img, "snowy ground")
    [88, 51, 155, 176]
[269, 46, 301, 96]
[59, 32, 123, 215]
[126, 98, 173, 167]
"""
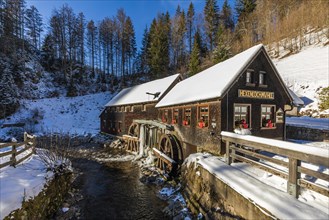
[274, 45, 329, 113]
[0, 153, 53, 219]
[0, 92, 113, 140]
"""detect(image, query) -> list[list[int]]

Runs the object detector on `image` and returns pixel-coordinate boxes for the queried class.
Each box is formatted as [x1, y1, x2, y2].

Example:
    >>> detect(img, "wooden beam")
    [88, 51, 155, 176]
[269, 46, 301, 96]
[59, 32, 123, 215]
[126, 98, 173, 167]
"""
[133, 119, 173, 130]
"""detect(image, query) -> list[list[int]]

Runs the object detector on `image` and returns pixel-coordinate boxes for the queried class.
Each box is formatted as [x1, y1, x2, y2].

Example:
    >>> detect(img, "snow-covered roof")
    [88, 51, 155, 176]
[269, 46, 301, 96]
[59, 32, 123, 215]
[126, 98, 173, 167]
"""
[156, 44, 264, 108]
[105, 74, 180, 107]
[288, 88, 304, 106]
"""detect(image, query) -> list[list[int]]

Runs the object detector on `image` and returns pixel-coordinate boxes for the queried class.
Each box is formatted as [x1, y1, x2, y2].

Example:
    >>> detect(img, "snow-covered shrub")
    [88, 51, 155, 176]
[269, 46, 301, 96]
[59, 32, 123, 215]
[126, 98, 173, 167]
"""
[318, 86, 329, 111]
[36, 135, 73, 174]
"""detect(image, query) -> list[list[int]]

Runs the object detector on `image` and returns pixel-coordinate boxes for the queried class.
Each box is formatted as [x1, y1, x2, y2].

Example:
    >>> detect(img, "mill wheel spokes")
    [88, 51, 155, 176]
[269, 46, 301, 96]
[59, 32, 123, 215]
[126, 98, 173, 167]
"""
[128, 122, 139, 137]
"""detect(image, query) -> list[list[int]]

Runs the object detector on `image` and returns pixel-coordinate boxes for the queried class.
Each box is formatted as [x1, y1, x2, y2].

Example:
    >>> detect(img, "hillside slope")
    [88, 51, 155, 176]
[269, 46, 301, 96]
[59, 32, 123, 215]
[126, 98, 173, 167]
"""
[0, 92, 113, 140]
[273, 45, 328, 114]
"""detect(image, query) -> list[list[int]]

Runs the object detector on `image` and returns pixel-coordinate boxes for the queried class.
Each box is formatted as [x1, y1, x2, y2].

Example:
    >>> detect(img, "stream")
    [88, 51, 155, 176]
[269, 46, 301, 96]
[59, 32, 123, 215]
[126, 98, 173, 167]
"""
[64, 146, 169, 220]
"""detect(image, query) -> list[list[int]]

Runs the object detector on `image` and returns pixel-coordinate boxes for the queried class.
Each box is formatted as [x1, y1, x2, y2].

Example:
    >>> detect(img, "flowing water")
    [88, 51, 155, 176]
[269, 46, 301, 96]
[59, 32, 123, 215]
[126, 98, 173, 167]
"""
[69, 149, 169, 220]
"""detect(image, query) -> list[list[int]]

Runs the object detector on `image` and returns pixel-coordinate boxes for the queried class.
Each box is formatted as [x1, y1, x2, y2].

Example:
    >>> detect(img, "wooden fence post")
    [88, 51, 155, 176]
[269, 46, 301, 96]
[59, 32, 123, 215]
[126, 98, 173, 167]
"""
[287, 158, 301, 198]
[226, 141, 231, 165]
[11, 144, 17, 167]
[24, 132, 27, 142]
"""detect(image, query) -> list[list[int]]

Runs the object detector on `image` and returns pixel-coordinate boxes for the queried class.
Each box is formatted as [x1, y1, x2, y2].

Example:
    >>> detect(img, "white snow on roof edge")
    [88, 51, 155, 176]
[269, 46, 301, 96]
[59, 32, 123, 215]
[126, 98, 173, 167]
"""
[156, 44, 264, 108]
[105, 74, 180, 107]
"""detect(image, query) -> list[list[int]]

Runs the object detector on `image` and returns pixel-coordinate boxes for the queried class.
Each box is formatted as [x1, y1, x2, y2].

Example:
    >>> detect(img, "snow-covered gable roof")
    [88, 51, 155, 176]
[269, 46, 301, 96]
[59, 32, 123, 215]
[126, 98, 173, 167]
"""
[288, 88, 304, 106]
[156, 44, 264, 108]
[105, 74, 180, 107]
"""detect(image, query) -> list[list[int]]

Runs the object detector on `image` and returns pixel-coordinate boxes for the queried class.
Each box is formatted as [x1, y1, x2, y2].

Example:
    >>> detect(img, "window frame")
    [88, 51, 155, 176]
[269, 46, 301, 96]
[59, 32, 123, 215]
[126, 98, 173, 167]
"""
[246, 69, 255, 86]
[183, 107, 192, 126]
[172, 108, 179, 124]
[197, 105, 209, 128]
[161, 109, 169, 123]
[259, 71, 268, 87]
[233, 103, 251, 129]
[261, 104, 276, 129]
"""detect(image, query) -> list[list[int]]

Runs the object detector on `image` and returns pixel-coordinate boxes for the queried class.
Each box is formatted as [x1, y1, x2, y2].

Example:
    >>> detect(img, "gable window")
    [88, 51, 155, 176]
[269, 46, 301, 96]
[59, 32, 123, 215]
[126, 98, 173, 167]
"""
[234, 104, 251, 129]
[198, 106, 209, 128]
[259, 71, 267, 86]
[172, 108, 179, 124]
[261, 105, 276, 128]
[183, 108, 191, 126]
[162, 109, 168, 123]
[246, 69, 255, 85]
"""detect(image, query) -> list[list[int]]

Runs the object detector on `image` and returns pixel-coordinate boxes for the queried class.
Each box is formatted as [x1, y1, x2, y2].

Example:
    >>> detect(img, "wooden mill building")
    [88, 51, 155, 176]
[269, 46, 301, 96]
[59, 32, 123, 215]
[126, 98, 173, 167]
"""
[156, 44, 302, 154]
[100, 74, 181, 136]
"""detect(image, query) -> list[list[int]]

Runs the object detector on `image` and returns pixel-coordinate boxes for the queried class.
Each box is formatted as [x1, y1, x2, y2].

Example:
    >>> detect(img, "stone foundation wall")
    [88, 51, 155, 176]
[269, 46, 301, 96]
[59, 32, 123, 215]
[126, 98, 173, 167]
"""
[181, 163, 275, 220]
[286, 126, 329, 142]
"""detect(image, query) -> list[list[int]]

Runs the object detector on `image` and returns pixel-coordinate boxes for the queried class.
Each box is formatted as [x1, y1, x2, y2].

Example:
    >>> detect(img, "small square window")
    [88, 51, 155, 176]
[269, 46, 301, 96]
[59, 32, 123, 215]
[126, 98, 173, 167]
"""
[234, 104, 251, 129]
[261, 105, 276, 128]
[259, 71, 266, 85]
[246, 70, 254, 84]
[172, 108, 179, 124]
[198, 106, 209, 128]
[162, 109, 169, 123]
[183, 108, 191, 126]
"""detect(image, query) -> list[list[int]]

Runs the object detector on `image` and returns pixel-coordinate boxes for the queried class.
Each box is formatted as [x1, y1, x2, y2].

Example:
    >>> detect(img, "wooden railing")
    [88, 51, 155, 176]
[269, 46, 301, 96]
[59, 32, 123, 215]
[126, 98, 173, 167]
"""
[0, 132, 36, 169]
[221, 131, 329, 198]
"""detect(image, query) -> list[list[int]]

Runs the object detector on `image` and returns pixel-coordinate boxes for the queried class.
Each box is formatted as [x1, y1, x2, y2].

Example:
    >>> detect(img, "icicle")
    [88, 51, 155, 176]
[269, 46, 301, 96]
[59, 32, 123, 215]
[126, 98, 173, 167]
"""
[134, 124, 145, 161]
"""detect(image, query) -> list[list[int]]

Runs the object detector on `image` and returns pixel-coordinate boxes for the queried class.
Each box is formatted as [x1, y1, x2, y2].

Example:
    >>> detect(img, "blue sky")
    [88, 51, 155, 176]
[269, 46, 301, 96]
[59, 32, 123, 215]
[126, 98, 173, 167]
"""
[26, 0, 234, 48]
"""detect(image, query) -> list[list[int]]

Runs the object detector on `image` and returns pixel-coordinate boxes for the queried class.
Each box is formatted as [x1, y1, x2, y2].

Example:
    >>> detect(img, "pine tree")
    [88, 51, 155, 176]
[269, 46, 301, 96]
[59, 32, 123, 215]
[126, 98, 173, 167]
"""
[87, 20, 97, 77]
[187, 2, 195, 55]
[76, 12, 85, 65]
[213, 24, 230, 63]
[204, 0, 220, 52]
[25, 5, 43, 49]
[124, 16, 136, 75]
[41, 34, 55, 71]
[148, 13, 170, 79]
[235, 0, 256, 22]
[220, 0, 234, 31]
[0, 60, 19, 118]
[172, 5, 186, 71]
[189, 38, 200, 76]
[138, 26, 150, 74]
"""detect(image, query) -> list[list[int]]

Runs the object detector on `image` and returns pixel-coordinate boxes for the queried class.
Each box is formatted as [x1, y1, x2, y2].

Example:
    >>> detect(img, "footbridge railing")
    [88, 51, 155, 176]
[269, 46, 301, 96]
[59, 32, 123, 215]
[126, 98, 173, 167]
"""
[221, 131, 329, 198]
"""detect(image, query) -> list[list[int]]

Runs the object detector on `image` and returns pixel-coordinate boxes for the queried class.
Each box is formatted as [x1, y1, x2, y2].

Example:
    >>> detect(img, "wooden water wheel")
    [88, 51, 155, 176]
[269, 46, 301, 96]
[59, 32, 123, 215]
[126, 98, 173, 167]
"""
[154, 134, 182, 175]
[128, 122, 139, 137]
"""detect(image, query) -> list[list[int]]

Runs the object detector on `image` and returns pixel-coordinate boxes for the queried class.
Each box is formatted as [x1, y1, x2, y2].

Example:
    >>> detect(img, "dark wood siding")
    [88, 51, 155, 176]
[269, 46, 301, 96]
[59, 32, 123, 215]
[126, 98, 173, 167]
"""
[221, 50, 290, 139]
[158, 101, 222, 155]
[101, 103, 158, 136]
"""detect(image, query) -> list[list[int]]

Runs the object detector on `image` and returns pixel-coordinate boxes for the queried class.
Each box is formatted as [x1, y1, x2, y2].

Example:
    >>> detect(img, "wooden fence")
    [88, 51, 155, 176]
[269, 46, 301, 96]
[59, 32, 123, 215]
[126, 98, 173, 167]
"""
[0, 132, 36, 169]
[221, 131, 329, 198]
